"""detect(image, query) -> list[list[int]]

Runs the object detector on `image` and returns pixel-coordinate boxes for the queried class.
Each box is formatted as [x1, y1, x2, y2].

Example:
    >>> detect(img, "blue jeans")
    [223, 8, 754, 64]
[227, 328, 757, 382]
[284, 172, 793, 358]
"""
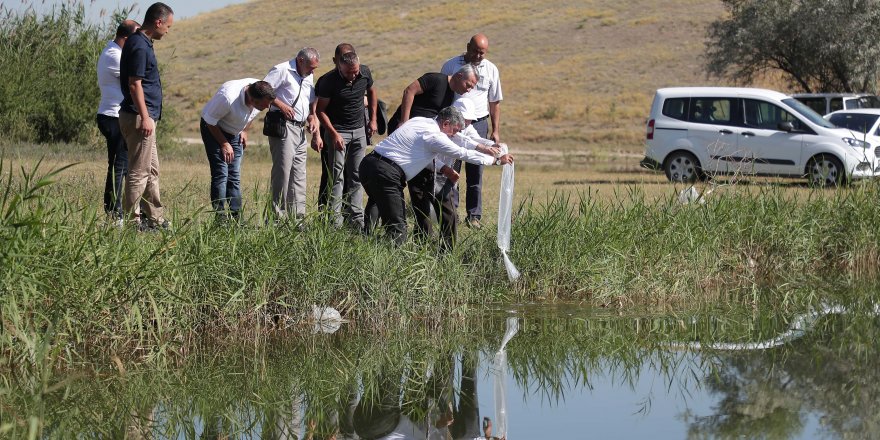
[201, 119, 243, 216]
[96, 114, 128, 218]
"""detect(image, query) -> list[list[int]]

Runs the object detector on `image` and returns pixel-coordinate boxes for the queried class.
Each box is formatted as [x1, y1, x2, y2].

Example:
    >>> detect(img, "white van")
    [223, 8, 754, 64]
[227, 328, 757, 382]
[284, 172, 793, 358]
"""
[642, 87, 879, 186]
[792, 93, 880, 116]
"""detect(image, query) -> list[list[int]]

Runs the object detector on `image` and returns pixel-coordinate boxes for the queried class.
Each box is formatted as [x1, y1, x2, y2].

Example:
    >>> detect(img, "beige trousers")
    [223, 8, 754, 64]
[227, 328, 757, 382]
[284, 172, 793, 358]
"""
[119, 112, 164, 222]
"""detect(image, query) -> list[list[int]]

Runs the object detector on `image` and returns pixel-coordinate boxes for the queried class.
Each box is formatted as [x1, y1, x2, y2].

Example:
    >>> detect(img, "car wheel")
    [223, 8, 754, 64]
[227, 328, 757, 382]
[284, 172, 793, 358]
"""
[664, 151, 701, 183]
[806, 154, 846, 187]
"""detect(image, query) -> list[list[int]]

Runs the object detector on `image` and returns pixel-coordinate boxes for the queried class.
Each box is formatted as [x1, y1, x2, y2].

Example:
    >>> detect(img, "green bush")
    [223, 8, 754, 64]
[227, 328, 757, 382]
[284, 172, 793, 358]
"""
[0, 2, 179, 146]
[0, 3, 105, 143]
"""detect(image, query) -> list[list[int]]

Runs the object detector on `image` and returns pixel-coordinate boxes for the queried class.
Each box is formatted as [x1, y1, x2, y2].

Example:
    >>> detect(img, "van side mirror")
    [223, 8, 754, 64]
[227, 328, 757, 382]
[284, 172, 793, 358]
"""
[778, 121, 795, 132]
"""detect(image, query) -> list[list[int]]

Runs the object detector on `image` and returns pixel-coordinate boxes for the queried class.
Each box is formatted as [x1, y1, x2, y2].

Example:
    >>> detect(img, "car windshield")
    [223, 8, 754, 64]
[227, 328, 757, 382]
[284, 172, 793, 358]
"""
[828, 112, 880, 134]
[782, 98, 837, 128]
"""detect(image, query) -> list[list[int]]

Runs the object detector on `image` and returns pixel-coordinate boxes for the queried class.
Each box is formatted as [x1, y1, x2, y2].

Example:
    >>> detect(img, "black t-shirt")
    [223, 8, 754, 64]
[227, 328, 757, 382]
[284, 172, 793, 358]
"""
[387, 72, 452, 134]
[120, 31, 162, 120]
[410, 72, 453, 118]
[316, 65, 374, 130]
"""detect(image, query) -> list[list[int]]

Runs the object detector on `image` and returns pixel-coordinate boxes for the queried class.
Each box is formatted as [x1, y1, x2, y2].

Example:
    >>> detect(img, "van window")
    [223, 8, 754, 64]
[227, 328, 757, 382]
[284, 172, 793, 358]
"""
[795, 97, 827, 115]
[782, 98, 835, 129]
[744, 99, 802, 131]
[689, 98, 733, 125]
[661, 98, 689, 121]
[830, 97, 844, 112]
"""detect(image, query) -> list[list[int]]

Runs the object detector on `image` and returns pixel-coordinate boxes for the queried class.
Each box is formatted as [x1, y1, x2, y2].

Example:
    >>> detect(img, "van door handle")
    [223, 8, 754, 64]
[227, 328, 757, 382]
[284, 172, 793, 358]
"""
[719, 129, 733, 134]
[741, 131, 755, 137]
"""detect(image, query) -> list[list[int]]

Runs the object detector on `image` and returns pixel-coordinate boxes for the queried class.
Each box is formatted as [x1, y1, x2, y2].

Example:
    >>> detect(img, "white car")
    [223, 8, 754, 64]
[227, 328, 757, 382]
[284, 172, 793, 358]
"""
[826, 109, 880, 149]
[792, 93, 880, 116]
[642, 87, 879, 186]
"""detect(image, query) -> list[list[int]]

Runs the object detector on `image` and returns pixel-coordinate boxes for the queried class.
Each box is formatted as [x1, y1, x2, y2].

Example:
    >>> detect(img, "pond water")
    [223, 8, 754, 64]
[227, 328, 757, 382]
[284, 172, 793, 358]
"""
[3, 302, 879, 438]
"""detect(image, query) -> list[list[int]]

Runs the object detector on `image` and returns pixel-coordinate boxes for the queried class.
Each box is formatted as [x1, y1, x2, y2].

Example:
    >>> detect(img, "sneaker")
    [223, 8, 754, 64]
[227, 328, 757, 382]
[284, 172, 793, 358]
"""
[465, 217, 483, 230]
[140, 217, 171, 232]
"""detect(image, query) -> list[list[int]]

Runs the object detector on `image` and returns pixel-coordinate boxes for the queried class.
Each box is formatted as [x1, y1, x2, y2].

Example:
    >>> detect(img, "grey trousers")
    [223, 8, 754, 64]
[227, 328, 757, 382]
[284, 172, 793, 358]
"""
[319, 126, 367, 229]
[269, 122, 308, 218]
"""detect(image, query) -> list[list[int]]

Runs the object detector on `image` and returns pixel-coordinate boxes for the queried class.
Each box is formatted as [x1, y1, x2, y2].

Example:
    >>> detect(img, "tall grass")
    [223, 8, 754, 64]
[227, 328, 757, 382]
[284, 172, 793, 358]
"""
[0, 2, 106, 143]
[2, 158, 880, 370]
[0, 1, 181, 147]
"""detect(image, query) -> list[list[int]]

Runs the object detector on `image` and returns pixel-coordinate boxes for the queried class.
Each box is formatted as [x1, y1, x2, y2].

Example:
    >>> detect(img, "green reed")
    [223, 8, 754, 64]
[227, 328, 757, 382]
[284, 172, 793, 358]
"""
[3, 158, 880, 371]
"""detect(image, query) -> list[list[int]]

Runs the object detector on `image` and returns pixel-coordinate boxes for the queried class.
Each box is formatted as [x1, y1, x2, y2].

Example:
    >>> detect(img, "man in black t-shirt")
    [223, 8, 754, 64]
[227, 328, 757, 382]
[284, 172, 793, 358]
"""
[381, 65, 478, 244]
[315, 46, 378, 230]
[386, 65, 478, 134]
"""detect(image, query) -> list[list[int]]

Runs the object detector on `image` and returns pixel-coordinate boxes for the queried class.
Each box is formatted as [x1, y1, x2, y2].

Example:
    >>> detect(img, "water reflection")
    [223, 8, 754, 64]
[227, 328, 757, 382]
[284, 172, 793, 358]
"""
[2, 304, 879, 438]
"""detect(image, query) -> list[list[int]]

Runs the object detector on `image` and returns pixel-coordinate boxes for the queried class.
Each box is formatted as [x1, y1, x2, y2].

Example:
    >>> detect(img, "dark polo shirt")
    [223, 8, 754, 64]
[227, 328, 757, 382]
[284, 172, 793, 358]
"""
[119, 31, 162, 120]
[410, 72, 453, 118]
[386, 72, 453, 134]
[316, 65, 374, 130]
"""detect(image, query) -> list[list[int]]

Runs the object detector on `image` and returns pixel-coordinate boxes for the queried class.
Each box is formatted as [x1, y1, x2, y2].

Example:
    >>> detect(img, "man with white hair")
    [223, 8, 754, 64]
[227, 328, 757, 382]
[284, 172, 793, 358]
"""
[428, 97, 507, 250]
[360, 107, 513, 246]
[263, 47, 320, 224]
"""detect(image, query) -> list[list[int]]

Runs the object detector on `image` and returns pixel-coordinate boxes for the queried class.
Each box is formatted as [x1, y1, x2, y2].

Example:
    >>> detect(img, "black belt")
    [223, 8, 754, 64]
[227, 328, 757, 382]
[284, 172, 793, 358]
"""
[474, 114, 489, 122]
[370, 151, 404, 174]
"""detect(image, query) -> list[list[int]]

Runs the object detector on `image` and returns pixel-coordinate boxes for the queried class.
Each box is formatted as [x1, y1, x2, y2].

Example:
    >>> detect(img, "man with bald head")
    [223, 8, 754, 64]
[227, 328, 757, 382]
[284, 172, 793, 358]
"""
[97, 18, 139, 224]
[441, 33, 503, 230]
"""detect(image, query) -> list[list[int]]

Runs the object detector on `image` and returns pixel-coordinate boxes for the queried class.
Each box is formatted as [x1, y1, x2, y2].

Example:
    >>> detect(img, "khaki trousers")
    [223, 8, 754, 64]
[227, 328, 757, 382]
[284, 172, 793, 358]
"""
[119, 112, 164, 222]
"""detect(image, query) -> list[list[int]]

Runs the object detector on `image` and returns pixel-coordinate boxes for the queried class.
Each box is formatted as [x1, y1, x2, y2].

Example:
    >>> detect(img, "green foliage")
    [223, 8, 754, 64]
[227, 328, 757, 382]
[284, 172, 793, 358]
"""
[3, 159, 880, 371]
[0, 2, 180, 146]
[0, 3, 106, 143]
[706, 0, 880, 93]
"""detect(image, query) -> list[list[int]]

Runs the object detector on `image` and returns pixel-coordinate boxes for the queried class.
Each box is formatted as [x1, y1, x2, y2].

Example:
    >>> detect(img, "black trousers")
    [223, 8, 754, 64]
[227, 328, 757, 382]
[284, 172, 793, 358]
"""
[361, 153, 408, 245]
[409, 168, 457, 250]
[96, 114, 128, 217]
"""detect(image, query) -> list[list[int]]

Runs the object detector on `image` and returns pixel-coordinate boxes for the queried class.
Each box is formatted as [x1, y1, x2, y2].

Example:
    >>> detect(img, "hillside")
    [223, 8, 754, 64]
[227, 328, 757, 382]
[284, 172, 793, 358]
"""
[158, 0, 733, 154]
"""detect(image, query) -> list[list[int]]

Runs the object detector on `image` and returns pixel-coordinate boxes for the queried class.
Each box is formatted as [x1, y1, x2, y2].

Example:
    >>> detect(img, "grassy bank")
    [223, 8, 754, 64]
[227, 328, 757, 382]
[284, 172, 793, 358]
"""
[3, 151, 880, 370]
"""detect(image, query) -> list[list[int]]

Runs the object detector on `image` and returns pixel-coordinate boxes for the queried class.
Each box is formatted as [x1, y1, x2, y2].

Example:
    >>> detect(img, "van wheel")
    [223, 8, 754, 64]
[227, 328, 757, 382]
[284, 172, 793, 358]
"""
[806, 154, 846, 187]
[664, 151, 701, 183]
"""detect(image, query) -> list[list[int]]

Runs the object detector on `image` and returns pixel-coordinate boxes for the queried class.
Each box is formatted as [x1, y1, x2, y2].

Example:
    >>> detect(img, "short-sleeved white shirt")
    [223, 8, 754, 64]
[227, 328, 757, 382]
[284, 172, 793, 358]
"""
[263, 60, 315, 122]
[200, 78, 262, 135]
[373, 117, 495, 181]
[440, 55, 503, 119]
[96, 41, 124, 117]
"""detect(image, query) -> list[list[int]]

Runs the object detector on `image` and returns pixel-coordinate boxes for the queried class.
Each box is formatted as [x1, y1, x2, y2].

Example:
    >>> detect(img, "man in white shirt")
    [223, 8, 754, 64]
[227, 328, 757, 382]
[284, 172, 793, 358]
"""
[263, 47, 320, 223]
[428, 97, 507, 250]
[200, 80, 275, 221]
[96, 18, 138, 221]
[360, 107, 513, 246]
[441, 34, 504, 230]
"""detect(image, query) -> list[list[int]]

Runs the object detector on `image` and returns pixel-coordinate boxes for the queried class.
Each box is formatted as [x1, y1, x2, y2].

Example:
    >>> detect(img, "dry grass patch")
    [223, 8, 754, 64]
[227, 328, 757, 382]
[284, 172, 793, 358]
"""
[157, 0, 733, 159]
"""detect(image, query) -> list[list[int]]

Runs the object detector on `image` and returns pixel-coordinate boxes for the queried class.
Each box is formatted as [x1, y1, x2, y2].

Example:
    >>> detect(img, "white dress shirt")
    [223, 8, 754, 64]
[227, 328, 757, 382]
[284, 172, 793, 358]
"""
[373, 117, 495, 181]
[435, 124, 496, 169]
[440, 55, 503, 119]
[263, 60, 315, 122]
[96, 41, 124, 117]
[200, 78, 262, 135]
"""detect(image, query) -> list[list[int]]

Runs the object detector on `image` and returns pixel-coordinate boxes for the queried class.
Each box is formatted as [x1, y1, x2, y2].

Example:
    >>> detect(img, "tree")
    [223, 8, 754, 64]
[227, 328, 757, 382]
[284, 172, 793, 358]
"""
[705, 0, 880, 93]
